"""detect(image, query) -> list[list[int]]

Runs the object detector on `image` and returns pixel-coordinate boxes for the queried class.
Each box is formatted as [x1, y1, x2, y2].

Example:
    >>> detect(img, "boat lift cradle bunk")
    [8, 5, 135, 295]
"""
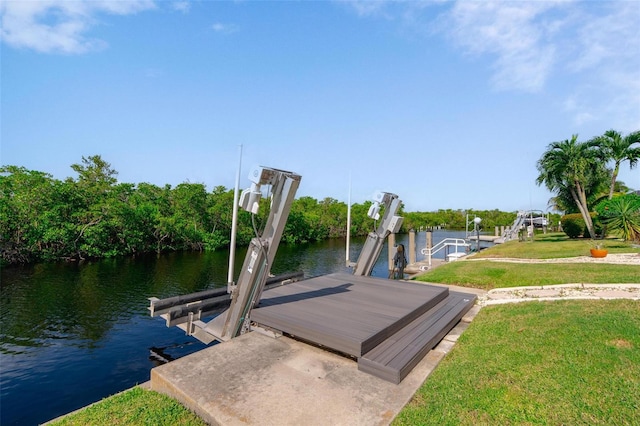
[148, 166, 476, 383]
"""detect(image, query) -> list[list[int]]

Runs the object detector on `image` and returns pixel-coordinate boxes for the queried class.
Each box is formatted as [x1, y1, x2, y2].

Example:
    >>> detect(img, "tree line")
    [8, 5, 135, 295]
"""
[536, 129, 640, 241]
[1, 155, 528, 266]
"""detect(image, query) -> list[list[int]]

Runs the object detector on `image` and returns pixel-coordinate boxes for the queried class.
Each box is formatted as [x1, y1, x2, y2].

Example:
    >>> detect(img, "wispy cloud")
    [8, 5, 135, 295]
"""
[0, 0, 156, 54]
[343, 0, 640, 130]
[442, 1, 566, 93]
[211, 22, 239, 35]
[172, 1, 191, 14]
[561, 2, 640, 130]
[337, 0, 390, 18]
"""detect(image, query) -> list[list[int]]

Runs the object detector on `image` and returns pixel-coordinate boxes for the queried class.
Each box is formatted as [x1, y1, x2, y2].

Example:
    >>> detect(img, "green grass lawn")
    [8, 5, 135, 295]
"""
[393, 300, 640, 425]
[49, 386, 206, 426]
[50, 233, 640, 425]
[414, 232, 640, 290]
[415, 261, 640, 290]
[475, 232, 640, 259]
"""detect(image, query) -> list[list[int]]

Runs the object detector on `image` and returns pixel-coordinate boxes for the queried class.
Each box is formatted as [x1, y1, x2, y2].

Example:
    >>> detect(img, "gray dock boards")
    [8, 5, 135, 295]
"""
[358, 291, 476, 384]
[251, 273, 448, 357]
[250, 273, 477, 383]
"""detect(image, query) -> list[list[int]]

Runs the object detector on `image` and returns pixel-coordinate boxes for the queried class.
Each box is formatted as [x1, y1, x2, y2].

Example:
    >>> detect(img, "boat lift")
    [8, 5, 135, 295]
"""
[351, 191, 403, 276]
[149, 166, 301, 344]
[499, 210, 548, 243]
[149, 167, 404, 345]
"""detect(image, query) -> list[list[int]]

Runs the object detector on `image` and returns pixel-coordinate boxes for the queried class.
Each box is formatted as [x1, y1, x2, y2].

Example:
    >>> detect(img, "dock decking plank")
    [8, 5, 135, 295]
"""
[249, 272, 476, 383]
[358, 292, 476, 383]
[251, 273, 448, 356]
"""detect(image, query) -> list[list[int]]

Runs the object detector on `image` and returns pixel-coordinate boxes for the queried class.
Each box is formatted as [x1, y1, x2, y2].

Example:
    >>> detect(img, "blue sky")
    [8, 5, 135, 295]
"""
[2, 0, 639, 213]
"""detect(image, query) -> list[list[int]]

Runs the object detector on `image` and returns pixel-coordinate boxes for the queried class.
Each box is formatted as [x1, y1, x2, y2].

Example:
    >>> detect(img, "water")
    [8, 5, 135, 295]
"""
[0, 230, 470, 425]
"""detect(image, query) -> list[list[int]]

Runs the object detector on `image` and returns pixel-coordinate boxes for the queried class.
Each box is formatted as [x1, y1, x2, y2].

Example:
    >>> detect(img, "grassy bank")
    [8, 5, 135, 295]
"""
[473, 233, 640, 259]
[397, 233, 640, 424]
[414, 233, 640, 290]
[415, 261, 640, 290]
[48, 386, 206, 426]
[393, 299, 640, 425]
[49, 233, 639, 425]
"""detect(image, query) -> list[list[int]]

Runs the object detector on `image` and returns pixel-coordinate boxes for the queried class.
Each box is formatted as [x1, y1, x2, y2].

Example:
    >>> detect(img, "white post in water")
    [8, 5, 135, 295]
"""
[388, 233, 396, 278]
[227, 144, 243, 293]
[409, 229, 416, 265]
[426, 230, 433, 267]
[345, 173, 352, 267]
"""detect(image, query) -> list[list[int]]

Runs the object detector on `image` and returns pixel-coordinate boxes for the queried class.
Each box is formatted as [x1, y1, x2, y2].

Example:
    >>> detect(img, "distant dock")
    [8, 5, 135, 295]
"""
[466, 235, 502, 242]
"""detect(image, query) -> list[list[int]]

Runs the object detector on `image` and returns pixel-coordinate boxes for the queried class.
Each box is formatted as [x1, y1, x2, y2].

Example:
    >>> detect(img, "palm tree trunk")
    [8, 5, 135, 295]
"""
[608, 162, 620, 200]
[569, 183, 596, 239]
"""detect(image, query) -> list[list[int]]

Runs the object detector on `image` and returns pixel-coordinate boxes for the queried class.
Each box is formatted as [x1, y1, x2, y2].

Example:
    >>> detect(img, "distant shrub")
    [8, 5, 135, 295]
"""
[561, 214, 584, 238]
[561, 212, 602, 238]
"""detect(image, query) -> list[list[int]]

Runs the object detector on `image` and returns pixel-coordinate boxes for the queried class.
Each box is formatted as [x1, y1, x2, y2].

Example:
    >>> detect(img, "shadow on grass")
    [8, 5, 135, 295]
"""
[535, 233, 571, 242]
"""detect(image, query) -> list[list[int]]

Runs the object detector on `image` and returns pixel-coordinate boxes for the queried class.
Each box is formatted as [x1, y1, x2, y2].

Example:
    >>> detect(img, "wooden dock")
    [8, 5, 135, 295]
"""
[250, 273, 476, 384]
[467, 234, 502, 242]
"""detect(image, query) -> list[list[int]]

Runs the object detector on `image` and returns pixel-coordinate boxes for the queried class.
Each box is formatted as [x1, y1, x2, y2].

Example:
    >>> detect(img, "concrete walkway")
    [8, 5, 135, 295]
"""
[468, 253, 640, 305]
[482, 283, 640, 305]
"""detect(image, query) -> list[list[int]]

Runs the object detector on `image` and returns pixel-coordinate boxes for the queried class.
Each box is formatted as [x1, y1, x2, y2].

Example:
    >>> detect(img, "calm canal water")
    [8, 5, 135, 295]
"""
[1, 231, 470, 425]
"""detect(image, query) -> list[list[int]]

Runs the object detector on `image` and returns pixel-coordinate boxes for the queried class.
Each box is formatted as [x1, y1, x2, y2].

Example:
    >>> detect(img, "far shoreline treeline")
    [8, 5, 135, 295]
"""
[1, 156, 537, 266]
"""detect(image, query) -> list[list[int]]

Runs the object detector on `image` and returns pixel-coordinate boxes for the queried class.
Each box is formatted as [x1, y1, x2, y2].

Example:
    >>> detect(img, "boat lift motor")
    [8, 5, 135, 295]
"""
[352, 191, 403, 276]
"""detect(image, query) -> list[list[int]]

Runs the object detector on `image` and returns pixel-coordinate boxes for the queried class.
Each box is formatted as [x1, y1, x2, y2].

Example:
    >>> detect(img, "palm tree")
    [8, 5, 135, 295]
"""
[592, 129, 640, 199]
[596, 194, 640, 242]
[536, 135, 606, 239]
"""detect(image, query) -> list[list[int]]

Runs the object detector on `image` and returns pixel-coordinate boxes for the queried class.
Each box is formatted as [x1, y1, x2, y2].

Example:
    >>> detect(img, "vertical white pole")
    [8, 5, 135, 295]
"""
[465, 213, 469, 238]
[345, 172, 352, 267]
[227, 144, 243, 292]
[531, 210, 534, 241]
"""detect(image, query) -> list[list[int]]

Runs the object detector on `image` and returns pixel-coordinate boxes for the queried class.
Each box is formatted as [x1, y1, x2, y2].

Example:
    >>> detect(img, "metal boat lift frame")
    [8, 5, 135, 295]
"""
[149, 169, 404, 345]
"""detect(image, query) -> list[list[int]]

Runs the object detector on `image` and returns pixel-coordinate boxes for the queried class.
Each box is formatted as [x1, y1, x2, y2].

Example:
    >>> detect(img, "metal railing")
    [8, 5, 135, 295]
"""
[420, 238, 470, 267]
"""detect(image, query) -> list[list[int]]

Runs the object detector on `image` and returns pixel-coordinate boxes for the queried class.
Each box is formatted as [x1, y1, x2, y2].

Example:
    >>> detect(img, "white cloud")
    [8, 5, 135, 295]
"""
[211, 22, 239, 35]
[172, 1, 191, 14]
[0, 0, 156, 54]
[338, 0, 389, 18]
[569, 2, 639, 72]
[343, 0, 640, 130]
[558, 2, 640, 132]
[440, 1, 639, 128]
[442, 1, 566, 93]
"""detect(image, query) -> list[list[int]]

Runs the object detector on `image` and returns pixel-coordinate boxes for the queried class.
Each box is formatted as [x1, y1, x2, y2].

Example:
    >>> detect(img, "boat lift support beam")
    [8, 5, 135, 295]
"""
[352, 191, 403, 276]
[204, 166, 301, 342]
[147, 166, 302, 345]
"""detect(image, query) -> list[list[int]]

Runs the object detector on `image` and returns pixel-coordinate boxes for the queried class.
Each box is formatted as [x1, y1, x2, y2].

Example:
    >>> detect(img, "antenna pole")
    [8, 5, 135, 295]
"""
[227, 144, 243, 292]
[346, 172, 352, 267]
